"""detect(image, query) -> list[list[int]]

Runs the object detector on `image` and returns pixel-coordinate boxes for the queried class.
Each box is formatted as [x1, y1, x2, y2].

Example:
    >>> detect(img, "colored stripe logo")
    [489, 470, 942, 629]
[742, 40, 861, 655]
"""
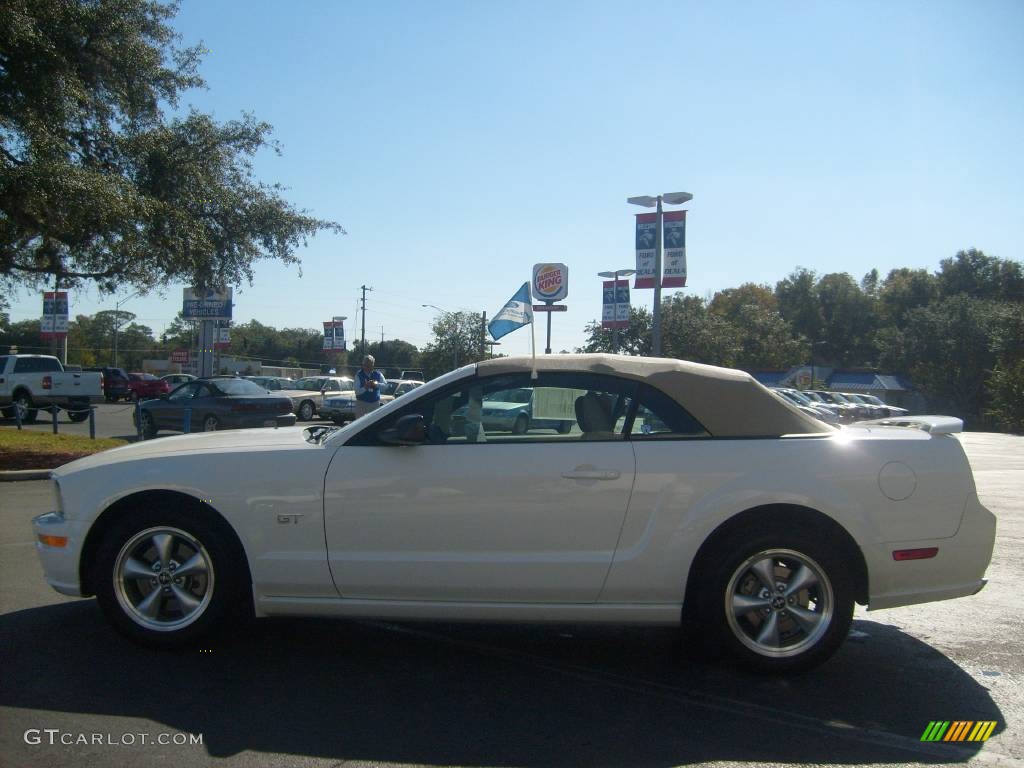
[921, 721, 997, 742]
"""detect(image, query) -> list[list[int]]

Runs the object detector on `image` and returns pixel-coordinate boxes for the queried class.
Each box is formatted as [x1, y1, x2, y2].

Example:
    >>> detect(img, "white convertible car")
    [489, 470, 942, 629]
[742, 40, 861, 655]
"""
[32, 355, 996, 672]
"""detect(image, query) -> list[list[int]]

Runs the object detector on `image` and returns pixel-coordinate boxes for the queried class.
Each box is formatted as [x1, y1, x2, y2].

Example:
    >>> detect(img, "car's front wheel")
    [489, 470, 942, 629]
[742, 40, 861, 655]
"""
[298, 400, 316, 421]
[93, 507, 249, 648]
[692, 532, 853, 673]
[202, 415, 219, 432]
[139, 410, 157, 439]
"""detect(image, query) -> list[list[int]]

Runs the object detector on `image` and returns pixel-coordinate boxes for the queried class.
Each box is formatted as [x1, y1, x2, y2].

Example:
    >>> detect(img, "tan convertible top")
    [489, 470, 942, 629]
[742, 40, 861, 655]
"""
[476, 354, 832, 437]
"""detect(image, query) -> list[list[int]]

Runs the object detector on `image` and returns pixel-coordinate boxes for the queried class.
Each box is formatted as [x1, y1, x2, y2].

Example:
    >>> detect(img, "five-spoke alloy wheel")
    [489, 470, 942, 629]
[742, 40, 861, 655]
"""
[95, 506, 249, 648]
[112, 526, 215, 633]
[692, 528, 853, 673]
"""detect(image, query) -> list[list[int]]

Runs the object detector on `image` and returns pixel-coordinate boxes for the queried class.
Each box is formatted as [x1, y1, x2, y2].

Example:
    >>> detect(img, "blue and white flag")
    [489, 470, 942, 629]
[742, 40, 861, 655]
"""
[488, 282, 534, 340]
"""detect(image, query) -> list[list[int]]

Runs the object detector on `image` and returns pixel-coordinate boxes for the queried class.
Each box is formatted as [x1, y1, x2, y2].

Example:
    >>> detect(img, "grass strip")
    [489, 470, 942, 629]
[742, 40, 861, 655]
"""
[0, 428, 128, 471]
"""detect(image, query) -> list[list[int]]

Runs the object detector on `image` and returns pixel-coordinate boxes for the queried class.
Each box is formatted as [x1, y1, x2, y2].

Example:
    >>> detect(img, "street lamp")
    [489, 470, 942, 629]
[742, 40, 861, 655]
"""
[627, 191, 693, 356]
[809, 340, 828, 390]
[113, 289, 142, 367]
[422, 304, 459, 369]
[597, 268, 636, 354]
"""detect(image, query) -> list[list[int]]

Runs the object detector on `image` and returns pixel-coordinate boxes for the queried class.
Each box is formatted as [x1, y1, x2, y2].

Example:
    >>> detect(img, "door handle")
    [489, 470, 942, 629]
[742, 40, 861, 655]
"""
[562, 468, 620, 480]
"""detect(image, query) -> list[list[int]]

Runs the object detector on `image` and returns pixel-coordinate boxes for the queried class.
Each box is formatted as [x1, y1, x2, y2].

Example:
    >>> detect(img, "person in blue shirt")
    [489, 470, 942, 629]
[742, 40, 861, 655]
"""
[355, 355, 387, 419]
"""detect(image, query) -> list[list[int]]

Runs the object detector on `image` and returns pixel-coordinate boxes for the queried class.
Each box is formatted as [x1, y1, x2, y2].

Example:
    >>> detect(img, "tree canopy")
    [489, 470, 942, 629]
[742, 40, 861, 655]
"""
[580, 249, 1023, 431]
[0, 0, 341, 300]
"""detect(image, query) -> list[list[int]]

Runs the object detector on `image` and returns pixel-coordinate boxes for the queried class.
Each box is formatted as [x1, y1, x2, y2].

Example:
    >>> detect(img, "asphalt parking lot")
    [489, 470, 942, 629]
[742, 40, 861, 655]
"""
[0, 432, 1021, 767]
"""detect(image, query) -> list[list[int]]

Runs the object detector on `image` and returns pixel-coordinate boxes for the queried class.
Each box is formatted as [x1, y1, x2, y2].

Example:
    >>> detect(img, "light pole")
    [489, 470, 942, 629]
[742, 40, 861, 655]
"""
[809, 340, 827, 390]
[597, 268, 636, 354]
[113, 289, 142, 367]
[422, 304, 458, 369]
[627, 191, 692, 356]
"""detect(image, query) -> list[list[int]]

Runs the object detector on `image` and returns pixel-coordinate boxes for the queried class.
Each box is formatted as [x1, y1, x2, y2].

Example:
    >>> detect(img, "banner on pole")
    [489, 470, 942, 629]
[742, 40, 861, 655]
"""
[634, 213, 657, 289]
[602, 280, 630, 329]
[323, 319, 347, 351]
[40, 291, 69, 339]
[662, 210, 687, 288]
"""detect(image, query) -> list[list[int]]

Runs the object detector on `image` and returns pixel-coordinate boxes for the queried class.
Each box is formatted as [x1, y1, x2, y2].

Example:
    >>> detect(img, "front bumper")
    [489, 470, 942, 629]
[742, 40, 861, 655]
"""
[32, 511, 86, 597]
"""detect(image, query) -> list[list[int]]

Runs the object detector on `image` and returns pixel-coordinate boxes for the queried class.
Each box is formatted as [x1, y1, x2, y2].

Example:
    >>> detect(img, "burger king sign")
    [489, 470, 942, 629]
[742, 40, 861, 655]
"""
[532, 263, 569, 303]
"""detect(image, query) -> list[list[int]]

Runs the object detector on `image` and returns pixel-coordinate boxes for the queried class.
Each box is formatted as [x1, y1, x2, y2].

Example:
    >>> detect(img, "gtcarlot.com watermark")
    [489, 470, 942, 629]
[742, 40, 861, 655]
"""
[25, 729, 203, 747]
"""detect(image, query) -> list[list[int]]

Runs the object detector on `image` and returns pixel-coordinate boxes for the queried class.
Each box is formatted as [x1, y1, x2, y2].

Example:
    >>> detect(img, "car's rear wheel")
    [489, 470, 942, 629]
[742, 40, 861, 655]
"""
[94, 507, 249, 648]
[692, 531, 853, 673]
[67, 409, 90, 423]
[557, 420, 573, 434]
[105, 394, 117, 403]
[202, 415, 219, 432]
[298, 401, 315, 421]
[512, 413, 529, 435]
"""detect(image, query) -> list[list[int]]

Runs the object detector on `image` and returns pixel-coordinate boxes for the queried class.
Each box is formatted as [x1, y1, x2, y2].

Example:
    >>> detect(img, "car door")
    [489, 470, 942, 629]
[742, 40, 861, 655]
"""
[152, 382, 199, 430]
[323, 372, 637, 603]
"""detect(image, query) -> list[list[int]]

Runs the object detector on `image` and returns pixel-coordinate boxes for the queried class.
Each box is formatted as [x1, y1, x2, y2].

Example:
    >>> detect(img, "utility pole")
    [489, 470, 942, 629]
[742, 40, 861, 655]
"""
[480, 312, 486, 358]
[359, 285, 372, 357]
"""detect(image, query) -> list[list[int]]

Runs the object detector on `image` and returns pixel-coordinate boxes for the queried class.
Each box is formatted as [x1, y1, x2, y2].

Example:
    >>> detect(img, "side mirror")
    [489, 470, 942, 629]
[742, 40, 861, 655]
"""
[159, 394, 169, 400]
[379, 414, 427, 446]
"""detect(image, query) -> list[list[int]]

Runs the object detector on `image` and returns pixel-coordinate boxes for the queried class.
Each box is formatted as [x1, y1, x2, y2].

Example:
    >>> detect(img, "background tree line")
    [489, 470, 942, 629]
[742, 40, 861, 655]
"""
[581, 249, 1023, 432]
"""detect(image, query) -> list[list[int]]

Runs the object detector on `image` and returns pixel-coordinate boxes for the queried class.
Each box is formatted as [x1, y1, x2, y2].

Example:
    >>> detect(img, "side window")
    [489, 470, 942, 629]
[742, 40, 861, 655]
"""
[194, 385, 214, 398]
[349, 372, 637, 446]
[629, 384, 709, 439]
[13, 357, 38, 373]
[169, 383, 198, 400]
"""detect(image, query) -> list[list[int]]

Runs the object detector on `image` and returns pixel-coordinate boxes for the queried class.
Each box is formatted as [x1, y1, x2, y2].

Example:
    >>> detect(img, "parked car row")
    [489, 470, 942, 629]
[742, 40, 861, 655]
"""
[771, 387, 910, 424]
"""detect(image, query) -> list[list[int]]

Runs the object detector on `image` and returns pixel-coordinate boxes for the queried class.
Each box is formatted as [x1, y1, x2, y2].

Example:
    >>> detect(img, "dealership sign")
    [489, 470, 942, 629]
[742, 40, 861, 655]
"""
[183, 288, 233, 320]
[532, 263, 568, 303]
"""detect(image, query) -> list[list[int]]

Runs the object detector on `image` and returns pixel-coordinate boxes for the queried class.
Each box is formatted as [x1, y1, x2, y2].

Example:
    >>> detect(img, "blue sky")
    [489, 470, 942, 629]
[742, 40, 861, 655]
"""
[8, 0, 1024, 359]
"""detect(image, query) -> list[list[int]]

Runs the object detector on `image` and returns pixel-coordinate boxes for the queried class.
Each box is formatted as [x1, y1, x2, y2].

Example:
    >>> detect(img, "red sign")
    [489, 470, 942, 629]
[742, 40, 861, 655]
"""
[171, 349, 189, 364]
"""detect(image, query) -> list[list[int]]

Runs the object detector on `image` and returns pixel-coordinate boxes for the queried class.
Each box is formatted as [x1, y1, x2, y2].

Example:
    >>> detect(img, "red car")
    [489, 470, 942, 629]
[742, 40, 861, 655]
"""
[126, 372, 171, 401]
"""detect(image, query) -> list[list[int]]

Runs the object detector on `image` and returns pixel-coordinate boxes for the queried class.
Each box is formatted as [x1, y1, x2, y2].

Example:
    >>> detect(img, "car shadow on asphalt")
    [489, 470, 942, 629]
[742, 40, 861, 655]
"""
[0, 601, 1005, 766]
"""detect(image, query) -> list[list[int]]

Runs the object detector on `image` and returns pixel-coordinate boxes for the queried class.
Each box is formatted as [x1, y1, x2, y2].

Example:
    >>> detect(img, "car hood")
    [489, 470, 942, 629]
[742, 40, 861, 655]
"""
[52, 426, 314, 477]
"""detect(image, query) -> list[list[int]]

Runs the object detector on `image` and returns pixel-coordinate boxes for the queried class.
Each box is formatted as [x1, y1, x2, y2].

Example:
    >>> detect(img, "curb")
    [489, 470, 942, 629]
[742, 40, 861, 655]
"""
[0, 469, 54, 482]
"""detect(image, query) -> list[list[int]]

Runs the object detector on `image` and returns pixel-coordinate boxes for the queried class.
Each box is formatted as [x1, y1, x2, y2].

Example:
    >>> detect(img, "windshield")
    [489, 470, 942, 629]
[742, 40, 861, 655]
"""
[210, 379, 268, 395]
[786, 390, 813, 406]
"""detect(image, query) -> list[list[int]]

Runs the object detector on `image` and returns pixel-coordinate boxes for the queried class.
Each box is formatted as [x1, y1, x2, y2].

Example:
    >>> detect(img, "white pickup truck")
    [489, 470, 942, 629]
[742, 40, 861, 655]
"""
[0, 354, 104, 423]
